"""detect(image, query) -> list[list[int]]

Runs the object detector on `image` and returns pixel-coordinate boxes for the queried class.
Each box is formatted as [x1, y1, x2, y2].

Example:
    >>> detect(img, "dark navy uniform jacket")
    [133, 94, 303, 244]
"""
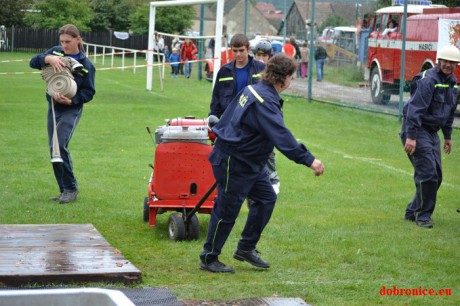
[403, 67, 458, 140]
[30, 46, 96, 108]
[209, 55, 265, 118]
[211, 81, 315, 172]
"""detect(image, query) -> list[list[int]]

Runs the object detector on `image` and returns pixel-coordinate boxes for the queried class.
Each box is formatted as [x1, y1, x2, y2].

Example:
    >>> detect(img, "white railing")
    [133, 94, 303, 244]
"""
[83, 43, 165, 76]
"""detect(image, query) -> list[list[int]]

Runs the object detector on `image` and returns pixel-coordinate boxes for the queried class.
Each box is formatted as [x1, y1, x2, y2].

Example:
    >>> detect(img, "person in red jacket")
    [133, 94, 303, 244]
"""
[282, 38, 296, 58]
[180, 38, 198, 78]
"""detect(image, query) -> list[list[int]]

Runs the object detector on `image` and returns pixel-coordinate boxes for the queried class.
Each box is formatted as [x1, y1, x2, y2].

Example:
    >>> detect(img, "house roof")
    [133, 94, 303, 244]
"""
[256, 2, 284, 22]
[193, 4, 217, 20]
[256, 2, 279, 14]
[293, 0, 334, 25]
[207, 0, 240, 16]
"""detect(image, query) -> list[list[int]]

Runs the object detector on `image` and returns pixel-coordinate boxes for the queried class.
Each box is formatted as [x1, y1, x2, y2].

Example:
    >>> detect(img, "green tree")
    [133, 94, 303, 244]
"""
[24, 0, 92, 31]
[88, 0, 136, 31]
[441, 0, 459, 6]
[0, 0, 34, 27]
[372, 0, 392, 12]
[129, 4, 195, 35]
[318, 14, 346, 33]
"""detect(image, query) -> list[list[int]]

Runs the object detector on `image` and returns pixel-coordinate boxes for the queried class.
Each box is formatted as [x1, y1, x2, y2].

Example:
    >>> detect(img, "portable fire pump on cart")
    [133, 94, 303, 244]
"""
[143, 116, 218, 241]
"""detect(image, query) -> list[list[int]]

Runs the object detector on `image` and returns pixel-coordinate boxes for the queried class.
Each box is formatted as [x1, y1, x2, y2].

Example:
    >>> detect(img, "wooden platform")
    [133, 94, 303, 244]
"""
[0, 224, 142, 286]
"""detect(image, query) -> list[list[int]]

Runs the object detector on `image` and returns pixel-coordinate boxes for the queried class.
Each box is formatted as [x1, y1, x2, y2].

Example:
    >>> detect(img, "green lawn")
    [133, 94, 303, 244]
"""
[1, 52, 459, 305]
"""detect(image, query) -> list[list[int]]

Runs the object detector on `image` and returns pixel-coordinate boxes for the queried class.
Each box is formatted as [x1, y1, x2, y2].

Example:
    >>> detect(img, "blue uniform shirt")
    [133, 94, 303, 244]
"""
[209, 55, 265, 118]
[403, 67, 458, 140]
[211, 81, 315, 172]
[29, 46, 96, 107]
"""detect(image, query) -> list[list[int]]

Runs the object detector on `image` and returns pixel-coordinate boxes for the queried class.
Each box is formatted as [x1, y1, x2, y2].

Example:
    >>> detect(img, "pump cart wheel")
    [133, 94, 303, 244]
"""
[185, 214, 200, 240]
[168, 213, 186, 241]
[370, 67, 390, 105]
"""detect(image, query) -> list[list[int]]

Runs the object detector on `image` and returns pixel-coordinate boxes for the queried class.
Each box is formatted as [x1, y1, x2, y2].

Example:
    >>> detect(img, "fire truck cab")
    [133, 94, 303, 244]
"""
[367, 3, 460, 104]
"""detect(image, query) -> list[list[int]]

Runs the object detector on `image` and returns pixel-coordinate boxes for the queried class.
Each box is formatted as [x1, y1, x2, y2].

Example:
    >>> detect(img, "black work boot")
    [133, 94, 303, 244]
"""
[59, 189, 79, 204]
[416, 220, 433, 229]
[49, 194, 62, 201]
[234, 249, 270, 268]
[404, 215, 415, 222]
[200, 260, 234, 273]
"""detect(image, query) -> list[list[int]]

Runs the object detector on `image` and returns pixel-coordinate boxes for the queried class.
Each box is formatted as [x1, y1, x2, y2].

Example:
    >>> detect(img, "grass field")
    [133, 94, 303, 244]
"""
[0, 52, 459, 305]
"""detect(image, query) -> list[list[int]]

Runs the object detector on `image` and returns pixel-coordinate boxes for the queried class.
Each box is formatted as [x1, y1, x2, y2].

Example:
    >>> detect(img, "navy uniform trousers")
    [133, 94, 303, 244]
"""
[401, 126, 442, 222]
[48, 102, 83, 193]
[200, 149, 277, 265]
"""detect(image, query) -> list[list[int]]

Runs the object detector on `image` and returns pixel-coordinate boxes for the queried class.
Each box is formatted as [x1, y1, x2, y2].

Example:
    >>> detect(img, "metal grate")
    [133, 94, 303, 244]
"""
[120, 287, 182, 306]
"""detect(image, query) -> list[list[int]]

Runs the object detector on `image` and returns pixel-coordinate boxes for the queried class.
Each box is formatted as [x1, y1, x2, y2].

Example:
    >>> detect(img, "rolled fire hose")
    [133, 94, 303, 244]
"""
[41, 57, 80, 163]
[41, 57, 80, 98]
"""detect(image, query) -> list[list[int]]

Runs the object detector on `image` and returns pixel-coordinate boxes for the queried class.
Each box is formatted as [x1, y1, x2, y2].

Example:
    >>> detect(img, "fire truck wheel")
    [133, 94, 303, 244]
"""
[370, 67, 391, 105]
[185, 214, 200, 240]
[143, 197, 149, 222]
[168, 213, 186, 241]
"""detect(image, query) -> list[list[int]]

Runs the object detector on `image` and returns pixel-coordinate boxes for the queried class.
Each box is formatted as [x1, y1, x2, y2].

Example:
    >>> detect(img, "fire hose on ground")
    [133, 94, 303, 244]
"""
[41, 57, 82, 163]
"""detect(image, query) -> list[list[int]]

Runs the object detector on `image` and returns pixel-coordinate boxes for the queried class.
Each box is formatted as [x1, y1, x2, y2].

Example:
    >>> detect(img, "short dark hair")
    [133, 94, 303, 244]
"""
[387, 19, 398, 27]
[230, 33, 249, 48]
[261, 53, 297, 87]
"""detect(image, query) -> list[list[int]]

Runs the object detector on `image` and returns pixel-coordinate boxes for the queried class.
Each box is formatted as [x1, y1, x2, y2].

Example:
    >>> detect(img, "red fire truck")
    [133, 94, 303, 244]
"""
[367, 4, 460, 104]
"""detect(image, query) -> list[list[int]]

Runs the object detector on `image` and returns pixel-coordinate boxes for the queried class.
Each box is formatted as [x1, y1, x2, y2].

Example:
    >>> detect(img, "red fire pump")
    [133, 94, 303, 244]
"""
[143, 116, 217, 241]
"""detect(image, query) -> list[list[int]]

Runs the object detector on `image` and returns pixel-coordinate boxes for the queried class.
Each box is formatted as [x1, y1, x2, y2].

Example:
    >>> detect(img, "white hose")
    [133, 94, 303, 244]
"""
[40, 56, 81, 163]
[46, 73, 77, 98]
[41, 57, 79, 98]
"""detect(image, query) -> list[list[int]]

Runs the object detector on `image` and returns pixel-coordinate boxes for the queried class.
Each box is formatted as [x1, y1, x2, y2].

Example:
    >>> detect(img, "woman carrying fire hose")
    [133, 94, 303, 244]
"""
[30, 24, 96, 204]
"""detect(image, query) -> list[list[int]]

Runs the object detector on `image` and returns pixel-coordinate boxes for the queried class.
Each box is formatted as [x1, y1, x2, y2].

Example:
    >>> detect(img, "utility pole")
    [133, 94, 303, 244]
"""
[283, 0, 287, 42]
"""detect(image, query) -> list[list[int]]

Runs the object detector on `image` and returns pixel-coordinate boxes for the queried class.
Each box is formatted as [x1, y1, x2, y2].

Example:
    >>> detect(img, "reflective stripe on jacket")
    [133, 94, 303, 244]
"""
[403, 66, 458, 140]
[209, 56, 265, 118]
[29, 46, 96, 107]
[212, 82, 315, 172]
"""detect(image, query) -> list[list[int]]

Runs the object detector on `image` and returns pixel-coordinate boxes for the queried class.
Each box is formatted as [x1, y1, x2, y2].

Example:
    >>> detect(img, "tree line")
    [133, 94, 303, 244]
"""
[1, 0, 457, 36]
[0, 0, 195, 35]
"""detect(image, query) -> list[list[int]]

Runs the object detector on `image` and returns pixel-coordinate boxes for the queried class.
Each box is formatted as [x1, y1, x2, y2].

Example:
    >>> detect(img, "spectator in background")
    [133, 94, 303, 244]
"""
[253, 40, 272, 64]
[282, 37, 296, 79]
[282, 38, 296, 58]
[180, 38, 198, 78]
[382, 20, 398, 37]
[172, 36, 184, 74]
[169, 47, 180, 78]
[172, 36, 181, 50]
[290, 37, 302, 78]
[163, 45, 170, 63]
[208, 38, 215, 58]
[299, 42, 309, 78]
[157, 35, 165, 53]
[314, 41, 327, 81]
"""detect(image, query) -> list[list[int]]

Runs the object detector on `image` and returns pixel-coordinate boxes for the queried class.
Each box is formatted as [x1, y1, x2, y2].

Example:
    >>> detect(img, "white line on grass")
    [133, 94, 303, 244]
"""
[298, 140, 460, 191]
[341, 151, 459, 190]
[147, 90, 167, 97]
